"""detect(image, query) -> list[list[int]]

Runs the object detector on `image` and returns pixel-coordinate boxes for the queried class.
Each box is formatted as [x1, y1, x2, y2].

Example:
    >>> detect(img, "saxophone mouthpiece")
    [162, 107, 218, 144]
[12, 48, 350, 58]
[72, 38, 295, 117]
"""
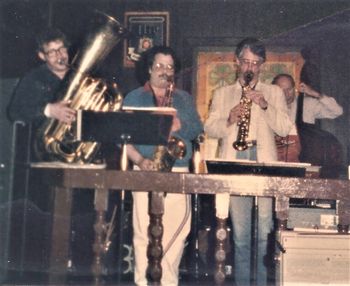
[160, 74, 174, 83]
[244, 71, 254, 85]
[167, 75, 174, 82]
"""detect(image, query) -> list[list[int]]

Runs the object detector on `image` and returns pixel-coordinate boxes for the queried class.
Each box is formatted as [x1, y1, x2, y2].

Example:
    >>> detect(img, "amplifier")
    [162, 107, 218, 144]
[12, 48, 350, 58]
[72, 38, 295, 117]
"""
[278, 230, 350, 285]
[287, 199, 337, 230]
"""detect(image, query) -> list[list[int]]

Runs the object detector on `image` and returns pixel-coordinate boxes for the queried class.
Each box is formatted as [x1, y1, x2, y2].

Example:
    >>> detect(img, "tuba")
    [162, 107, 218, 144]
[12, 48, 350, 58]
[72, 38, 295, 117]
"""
[152, 76, 186, 171]
[232, 71, 254, 151]
[35, 11, 127, 163]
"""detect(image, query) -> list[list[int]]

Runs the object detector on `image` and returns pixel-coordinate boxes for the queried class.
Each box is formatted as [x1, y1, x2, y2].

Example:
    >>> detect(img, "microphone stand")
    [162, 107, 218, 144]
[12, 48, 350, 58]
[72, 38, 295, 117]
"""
[191, 134, 204, 281]
[251, 196, 259, 286]
[115, 134, 130, 283]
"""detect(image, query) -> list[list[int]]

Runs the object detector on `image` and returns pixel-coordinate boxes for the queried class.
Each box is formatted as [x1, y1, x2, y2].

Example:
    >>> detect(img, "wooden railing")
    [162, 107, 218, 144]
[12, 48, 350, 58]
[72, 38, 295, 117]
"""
[29, 166, 350, 285]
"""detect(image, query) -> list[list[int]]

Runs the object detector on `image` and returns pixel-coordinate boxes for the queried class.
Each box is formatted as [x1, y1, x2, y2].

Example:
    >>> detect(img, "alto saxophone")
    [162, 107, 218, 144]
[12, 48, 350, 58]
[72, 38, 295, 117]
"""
[152, 77, 186, 171]
[232, 71, 254, 151]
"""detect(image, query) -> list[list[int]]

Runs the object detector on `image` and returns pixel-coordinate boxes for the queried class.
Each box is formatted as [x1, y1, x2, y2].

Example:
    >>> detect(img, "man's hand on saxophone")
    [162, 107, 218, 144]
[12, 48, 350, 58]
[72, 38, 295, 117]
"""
[227, 104, 242, 126]
[245, 89, 268, 110]
[138, 158, 155, 170]
[126, 144, 155, 170]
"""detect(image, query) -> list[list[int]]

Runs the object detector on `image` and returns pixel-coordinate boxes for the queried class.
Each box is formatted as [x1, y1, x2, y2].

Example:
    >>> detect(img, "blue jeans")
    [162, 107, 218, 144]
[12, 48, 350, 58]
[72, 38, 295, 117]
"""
[231, 147, 273, 286]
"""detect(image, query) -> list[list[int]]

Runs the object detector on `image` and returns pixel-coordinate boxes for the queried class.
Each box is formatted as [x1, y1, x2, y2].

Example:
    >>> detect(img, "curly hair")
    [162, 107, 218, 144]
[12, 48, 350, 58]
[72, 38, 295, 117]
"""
[135, 45, 181, 85]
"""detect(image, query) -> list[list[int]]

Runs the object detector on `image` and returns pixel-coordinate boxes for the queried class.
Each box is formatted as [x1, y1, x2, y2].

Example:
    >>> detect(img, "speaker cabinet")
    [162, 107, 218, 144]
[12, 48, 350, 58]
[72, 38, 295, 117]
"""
[287, 206, 337, 230]
[278, 230, 350, 285]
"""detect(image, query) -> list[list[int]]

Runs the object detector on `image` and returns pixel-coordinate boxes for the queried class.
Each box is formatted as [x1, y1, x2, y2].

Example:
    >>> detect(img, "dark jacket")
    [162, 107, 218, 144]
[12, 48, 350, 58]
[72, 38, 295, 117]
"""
[7, 64, 63, 124]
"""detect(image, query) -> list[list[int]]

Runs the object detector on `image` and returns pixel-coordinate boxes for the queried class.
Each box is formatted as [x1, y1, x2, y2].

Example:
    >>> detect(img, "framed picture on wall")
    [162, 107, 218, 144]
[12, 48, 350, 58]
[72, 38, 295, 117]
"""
[124, 11, 170, 67]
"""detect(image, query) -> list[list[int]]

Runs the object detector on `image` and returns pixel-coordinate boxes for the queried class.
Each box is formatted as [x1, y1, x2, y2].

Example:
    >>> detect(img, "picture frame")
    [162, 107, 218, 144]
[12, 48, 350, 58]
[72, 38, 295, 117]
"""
[124, 11, 170, 67]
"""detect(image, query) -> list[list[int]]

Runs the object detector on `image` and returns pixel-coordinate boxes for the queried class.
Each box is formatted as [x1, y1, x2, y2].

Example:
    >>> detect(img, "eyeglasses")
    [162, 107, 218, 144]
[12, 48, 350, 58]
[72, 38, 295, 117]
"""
[239, 58, 262, 68]
[44, 46, 68, 58]
[153, 62, 174, 72]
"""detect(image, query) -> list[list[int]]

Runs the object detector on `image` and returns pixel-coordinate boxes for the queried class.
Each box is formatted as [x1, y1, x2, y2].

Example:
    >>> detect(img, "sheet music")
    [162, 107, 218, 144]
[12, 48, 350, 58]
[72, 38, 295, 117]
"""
[30, 162, 106, 169]
[206, 158, 311, 169]
[122, 106, 176, 114]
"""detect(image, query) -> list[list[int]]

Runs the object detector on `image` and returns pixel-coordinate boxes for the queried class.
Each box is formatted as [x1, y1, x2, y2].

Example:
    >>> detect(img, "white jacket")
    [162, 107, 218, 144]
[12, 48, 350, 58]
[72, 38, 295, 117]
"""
[204, 81, 293, 162]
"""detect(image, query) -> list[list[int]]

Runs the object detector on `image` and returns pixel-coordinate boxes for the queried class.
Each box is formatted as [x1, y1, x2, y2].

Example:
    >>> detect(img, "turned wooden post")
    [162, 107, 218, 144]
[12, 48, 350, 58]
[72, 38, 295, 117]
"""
[92, 188, 109, 286]
[214, 217, 228, 285]
[147, 192, 164, 284]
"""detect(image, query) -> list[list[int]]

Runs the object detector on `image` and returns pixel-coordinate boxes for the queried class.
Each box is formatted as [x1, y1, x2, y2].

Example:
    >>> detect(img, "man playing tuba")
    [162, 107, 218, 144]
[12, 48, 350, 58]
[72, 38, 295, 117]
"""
[8, 28, 75, 136]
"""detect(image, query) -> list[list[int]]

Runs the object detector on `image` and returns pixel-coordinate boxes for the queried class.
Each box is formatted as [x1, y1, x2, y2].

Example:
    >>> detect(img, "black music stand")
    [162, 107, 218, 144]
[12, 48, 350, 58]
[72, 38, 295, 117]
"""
[75, 109, 173, 282]
[76, 109, 173, 169]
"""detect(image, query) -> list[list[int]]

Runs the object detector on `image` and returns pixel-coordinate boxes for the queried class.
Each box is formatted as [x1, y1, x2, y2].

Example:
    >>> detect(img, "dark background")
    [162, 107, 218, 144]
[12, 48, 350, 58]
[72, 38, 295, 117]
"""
[0, 0, 349, 283]
[1, 0, 349, 165]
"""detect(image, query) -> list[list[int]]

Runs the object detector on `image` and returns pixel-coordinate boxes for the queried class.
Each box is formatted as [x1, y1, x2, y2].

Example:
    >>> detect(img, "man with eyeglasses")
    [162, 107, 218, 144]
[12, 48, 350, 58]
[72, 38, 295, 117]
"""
[123, 46, 203, 286]
[204, 38, 292, 286]
[8, 28, 75, 126]
[6, 28, 82, 278]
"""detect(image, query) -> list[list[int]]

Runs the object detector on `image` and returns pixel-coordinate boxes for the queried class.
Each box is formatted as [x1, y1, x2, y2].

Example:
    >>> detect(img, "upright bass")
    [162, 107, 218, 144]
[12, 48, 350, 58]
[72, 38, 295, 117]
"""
[296, 93, 343, 178]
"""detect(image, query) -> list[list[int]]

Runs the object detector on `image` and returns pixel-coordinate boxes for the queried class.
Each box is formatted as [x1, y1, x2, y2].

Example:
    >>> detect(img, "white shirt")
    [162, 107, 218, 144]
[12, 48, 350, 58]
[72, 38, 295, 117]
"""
[289, 94, 343, 124]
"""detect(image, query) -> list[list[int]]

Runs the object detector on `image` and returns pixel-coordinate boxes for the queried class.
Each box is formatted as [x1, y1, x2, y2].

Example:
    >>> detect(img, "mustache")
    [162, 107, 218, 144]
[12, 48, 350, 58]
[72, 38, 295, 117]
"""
[159, 74, 174, 82]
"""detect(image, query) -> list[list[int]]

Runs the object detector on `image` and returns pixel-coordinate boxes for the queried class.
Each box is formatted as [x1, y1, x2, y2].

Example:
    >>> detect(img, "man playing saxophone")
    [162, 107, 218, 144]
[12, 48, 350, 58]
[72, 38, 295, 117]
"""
[123, 46, 203, 286]
[204, 38, 292, 286]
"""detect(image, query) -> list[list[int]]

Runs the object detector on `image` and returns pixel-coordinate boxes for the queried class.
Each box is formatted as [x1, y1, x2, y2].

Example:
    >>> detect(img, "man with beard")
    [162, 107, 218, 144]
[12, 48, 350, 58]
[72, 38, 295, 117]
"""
[204, 38, 292, 285]
[123, 46, 203, 286]
[7, 28, 75, 130]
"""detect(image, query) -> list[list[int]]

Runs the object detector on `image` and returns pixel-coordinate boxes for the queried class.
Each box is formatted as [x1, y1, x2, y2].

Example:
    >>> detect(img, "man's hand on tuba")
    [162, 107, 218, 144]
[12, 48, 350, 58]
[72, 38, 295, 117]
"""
[45, 100, 76, 124]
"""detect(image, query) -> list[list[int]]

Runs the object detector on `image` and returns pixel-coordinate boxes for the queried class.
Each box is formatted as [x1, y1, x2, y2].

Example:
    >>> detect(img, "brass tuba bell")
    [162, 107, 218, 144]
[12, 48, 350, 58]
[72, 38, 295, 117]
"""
[35, 11, 128, 163]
